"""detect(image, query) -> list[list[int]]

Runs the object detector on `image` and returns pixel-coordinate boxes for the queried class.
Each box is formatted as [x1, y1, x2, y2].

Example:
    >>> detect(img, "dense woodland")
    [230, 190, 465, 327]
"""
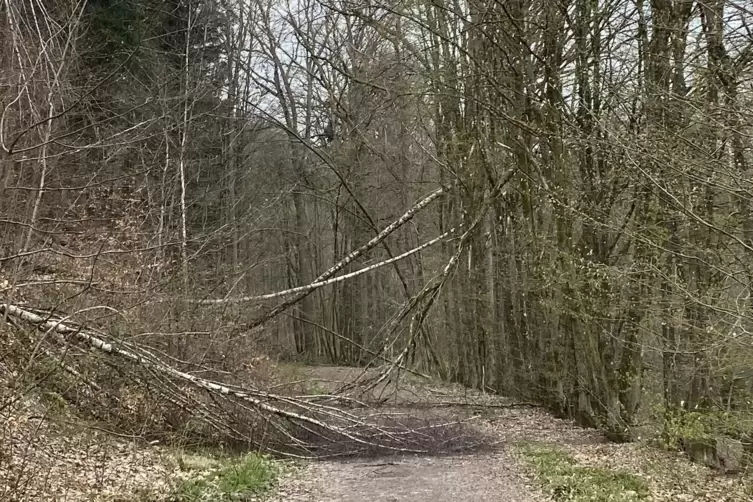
[2, 0, 753, 450]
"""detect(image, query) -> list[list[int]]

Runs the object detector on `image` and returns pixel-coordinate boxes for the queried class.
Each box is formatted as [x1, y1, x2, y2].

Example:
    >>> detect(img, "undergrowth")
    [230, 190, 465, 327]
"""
[659, 406, 753, 448]
[519, 442, 649, 502]
[171, 451, 279, 501]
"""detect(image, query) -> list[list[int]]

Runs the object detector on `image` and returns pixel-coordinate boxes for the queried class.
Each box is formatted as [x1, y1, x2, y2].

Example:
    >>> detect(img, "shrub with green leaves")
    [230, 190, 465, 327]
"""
[661, 407, 753, 450]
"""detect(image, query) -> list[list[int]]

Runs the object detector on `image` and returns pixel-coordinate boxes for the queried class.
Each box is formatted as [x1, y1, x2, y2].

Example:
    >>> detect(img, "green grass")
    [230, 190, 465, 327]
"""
[172, 452, 279, 501]
[519, 443, 649, 502]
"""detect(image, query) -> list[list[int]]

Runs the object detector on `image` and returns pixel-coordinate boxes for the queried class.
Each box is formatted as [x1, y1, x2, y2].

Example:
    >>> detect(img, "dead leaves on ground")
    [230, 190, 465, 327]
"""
[1, 399, 175, 501]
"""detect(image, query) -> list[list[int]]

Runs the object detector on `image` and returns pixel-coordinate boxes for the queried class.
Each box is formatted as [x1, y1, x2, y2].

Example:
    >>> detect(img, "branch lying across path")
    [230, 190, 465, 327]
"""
[0, 303, 429, 457]
[145, 187, 446, 333]
[193, 226, 455, 305]
[362, 168, 518, 395]
[246, 187, 445, 329]
[176, 187, 444, 311]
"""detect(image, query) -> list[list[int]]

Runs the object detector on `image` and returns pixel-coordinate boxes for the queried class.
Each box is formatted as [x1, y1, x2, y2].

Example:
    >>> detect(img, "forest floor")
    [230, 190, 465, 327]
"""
[2, 363, 752, 501]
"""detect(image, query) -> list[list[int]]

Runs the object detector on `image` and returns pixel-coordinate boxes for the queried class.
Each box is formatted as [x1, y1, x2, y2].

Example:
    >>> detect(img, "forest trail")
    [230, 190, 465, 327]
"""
[272, 451, 544, 501]
[266, 365, 572, 501]
[4, 0, 753, 498]
[264, 365, 751, 502]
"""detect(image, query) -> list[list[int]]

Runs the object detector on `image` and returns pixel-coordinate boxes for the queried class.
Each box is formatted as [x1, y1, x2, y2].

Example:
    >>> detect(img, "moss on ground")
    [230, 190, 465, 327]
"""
[519, 442, 649, 502]
[171, 451, 279, 501]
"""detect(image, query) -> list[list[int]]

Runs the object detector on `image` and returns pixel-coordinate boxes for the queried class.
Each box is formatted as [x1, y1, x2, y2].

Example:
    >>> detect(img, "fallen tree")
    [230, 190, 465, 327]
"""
[0, 302, 480, 458]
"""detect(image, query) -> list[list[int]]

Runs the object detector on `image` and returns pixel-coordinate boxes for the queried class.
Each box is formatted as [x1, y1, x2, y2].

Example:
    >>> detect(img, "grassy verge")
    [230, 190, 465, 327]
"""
[518, 442, 649, 502]
[171, 451, 280, 501]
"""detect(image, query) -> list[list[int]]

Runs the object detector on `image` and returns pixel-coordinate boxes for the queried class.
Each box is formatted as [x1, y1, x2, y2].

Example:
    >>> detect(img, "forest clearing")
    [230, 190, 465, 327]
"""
[3, 0, 753, 500]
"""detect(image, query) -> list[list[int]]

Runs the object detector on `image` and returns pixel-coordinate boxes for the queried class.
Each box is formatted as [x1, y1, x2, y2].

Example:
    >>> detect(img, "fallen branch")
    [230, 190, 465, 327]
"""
[0, 303, 431, 456]
[191, 226, 454, 305]
[287, 314, 431, 379]
[247, 187, 445, 328]
[359, 168, 517, 398]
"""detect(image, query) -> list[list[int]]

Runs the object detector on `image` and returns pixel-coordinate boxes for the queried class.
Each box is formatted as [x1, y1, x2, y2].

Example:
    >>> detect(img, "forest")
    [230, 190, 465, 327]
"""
[2, 0, 753, 498]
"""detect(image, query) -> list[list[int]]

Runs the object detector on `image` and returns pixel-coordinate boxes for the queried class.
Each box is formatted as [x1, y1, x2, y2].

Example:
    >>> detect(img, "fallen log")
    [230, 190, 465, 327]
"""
[0, 303, 431, 457]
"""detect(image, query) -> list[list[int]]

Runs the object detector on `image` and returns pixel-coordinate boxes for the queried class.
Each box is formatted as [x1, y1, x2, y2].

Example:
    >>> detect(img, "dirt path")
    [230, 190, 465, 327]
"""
[272, 451, 545, 501]
[267, 365, 550, 501]
[264, 365, 753, 501]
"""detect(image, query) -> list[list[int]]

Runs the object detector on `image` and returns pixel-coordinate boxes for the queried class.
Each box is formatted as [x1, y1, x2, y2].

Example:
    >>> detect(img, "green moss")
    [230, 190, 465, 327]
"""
[43, 390, 69, 415]
[519, 442, 649, 501]
[217, 455, 277, 495]
[172, 452, 278, 501]
[660, 407, 753, 449]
